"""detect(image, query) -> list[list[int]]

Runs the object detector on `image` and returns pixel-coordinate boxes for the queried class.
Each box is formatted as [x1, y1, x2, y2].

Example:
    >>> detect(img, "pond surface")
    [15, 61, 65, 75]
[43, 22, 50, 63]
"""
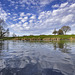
[0, 40, 75, 75]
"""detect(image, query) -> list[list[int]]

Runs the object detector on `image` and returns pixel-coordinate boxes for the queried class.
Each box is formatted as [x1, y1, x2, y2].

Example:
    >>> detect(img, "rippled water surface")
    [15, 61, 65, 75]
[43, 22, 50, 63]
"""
[0, 40, 75, 75]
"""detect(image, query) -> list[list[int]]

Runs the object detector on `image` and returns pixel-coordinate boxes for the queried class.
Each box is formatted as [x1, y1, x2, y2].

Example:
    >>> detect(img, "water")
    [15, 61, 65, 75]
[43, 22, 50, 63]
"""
[0, 40, 75, 75]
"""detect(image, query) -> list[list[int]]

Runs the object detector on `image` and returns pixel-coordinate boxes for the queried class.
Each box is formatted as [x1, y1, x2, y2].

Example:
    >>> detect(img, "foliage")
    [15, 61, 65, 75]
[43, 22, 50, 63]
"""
[52, 29, 57, 35]
[61, 26, 71, 34]
[57, 29, 64, 35]
[0, 19, 9, 38]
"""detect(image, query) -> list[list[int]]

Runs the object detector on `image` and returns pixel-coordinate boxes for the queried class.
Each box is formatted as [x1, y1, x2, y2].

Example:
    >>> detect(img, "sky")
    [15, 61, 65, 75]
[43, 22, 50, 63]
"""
[0, 0, 75, 36]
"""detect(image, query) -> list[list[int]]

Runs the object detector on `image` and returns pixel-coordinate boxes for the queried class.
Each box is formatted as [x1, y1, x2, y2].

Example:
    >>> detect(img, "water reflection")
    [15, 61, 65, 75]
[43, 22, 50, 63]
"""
[53, 41, 71, 53]
[0, 40, 75, 75]
[0, 41, 9, 50]
[0, 41, 4, 50]
[0, 65, 64, 75]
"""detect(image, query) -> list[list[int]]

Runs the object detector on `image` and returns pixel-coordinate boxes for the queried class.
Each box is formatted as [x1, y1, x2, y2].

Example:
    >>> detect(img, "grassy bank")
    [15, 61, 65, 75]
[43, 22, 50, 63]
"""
[21, 35, 75, 39]
[0, 35, 75, 41]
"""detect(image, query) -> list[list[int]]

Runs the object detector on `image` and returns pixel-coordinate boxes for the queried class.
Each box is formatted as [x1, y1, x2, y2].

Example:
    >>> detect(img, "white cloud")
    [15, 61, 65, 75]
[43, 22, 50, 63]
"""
[61, 14, 74, 23]
[21, 19, 26, 22]
[30, 2, 75, 34]
[21, 4, 25, 7]
[26, 13, 32, 16]
[2, 0, 75, 35]
[10, 2, 75, 35]
[19, 27, 23, 30]
[20, 12, 25, 17]
[8, 0, 54, 10]
[70, 3, 75, 8]
[9, 31, 13, 37]
[71, 24, 75, 27]
[52, 4, 59, 8]
[29, 20, 33, 23]
[40, 0, 50, 6]
[15, 6, 18, 9]
[60, 2, 68, 8]
[38, 11, 51, 19]
[24, 16, 28, 20]
[10, 24, 15, 27]
[19, 17, 23, 20]
[25, 26, 30, 30]
[19, 16, 28, 23]
[13, 19, 17, 21]
[30, 15, 36, 19]
[23, 22, 28, 27]
[16, 24, 21, 27]
[8, 13, 11, 15]
[0, 9, 8, 21]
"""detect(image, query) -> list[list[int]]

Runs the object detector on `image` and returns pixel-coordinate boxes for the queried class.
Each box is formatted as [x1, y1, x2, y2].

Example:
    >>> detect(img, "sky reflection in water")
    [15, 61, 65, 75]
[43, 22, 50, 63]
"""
[0, 40, 75, 75]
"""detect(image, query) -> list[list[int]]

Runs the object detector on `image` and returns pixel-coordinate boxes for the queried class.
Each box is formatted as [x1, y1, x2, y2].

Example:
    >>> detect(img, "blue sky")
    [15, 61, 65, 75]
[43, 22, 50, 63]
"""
[0, 0, 75, 36]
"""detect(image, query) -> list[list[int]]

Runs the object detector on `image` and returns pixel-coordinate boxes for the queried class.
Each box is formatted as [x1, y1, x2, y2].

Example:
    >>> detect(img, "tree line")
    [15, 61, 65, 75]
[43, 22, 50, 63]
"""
[0, 18, 72, 38]
[52, 26, 71, 35]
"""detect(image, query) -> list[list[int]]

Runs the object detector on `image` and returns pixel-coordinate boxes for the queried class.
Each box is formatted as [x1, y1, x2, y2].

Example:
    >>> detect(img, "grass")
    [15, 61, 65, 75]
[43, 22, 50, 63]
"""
[20, 35, 75, 39]
[0, 35, 75, 40]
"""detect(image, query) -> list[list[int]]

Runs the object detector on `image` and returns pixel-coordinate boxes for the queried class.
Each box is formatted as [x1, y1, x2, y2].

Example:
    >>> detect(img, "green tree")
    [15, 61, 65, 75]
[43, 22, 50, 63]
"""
[0, 19, 9, 38]
[61, 26, 71, 35]
[58, 29, 64, 35]
[52, 29, 57, 35]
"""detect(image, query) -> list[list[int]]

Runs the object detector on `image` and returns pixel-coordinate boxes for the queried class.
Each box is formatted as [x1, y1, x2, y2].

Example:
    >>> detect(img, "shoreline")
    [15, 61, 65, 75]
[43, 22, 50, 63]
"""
[0, 35, 75, 41]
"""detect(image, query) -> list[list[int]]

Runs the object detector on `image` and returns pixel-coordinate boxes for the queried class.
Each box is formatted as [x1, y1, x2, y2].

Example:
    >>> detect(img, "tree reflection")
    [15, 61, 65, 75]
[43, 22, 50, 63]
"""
[0, 41, 74, 75]
[0, 41, 4, 50]
[53, 41, 71, 53]
[58, 41, 64, 49]
[0, 41, 9, 54]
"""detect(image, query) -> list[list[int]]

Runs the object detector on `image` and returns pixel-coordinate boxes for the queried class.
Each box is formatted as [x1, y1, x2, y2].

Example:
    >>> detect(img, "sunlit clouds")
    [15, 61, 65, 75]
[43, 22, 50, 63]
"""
[0, 0, 75, 35]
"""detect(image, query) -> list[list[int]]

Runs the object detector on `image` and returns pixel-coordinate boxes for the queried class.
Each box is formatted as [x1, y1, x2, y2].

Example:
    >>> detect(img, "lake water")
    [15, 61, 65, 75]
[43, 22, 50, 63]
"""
[0, 40, 75, 75]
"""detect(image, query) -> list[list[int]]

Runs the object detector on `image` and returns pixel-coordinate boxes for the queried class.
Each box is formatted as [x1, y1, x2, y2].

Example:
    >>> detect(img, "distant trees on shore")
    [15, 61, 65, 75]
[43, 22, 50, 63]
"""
[0, 19, 9, 38]
[61, 26, 71, 35]
[52, 29, 57, 35]
[53, 26, 71, 35]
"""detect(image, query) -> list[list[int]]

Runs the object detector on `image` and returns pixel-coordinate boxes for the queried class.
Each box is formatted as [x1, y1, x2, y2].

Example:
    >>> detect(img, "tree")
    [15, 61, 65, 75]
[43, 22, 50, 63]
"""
[52, 29, 57, 35]
[0, 19, 9, 38]
[12, 33, 16, 37]
[5, 28, 9, 37]
[58, 29, 64, 35]
[61, 26, 71, 35]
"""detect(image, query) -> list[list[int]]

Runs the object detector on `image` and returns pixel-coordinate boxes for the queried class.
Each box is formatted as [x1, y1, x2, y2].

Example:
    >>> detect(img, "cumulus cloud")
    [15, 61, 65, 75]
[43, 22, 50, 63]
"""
[23, 22, 28, 27]
[1, 0, 75, 35]
[25, 26, 30, 30]
[61, 14, 74, 23]
[29, 20, 33, 23]
[27, 2, 75, 34]
[0, 8, 8, 21]
[24, 17, 28, 20]
[7, 0, 55, 11]
[40, 0, 51, 6]
[70, 3, 75, 8]
[52, 4, 59, 8]
[21, 19, 26, 22]
[9, 2, 75, 35]
[30, 15, 36, 19]
[60, 2, 68, 8]
[20, 12, 25, 17]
